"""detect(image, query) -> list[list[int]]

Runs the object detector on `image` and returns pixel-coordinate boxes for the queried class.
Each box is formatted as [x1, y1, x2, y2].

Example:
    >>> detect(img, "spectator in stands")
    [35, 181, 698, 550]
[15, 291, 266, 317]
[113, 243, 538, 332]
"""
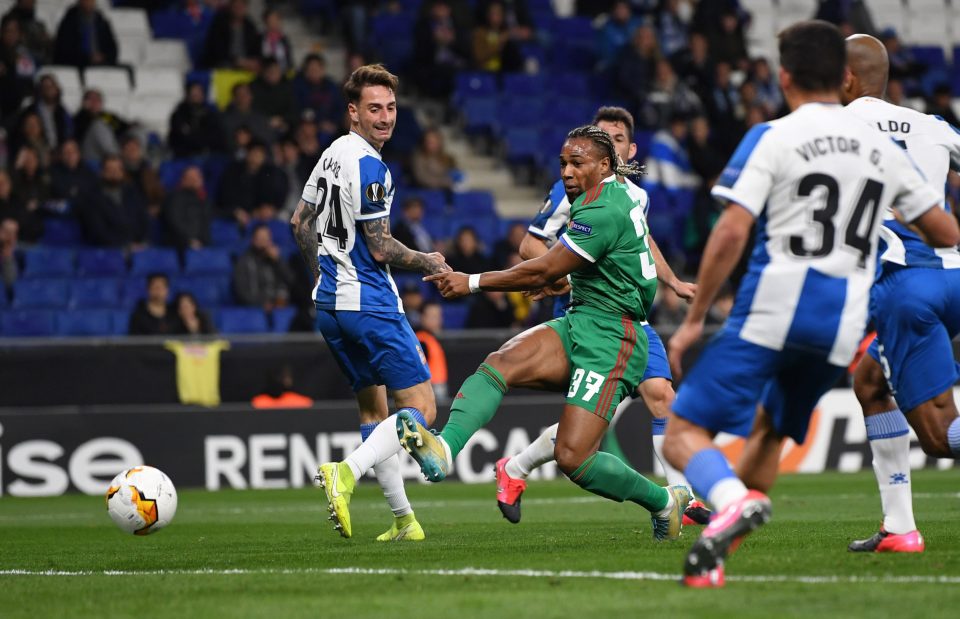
[250, 58, 299, 139]
[412, 0, 470, 101]
[0, 216, 17, 287]
[684, 174, 720, 272]
[293, 118, 322, 183]
[706, 9, 747, 71]
[471, 1, 524, 73]
[749, 57, 783, 118]
[169, 81, 224, 159]
[401, 281, 424, 326]
[251, 365, 313, 409]
[274, 138, 302, 219]
[687, 115, 724, 181]
[11, 110, 51, 169]
[615, 24, 661, 121]
[597, 0, 641, 72]
[466, 289, 516, 328]
[163, 165, 211, 250]
[128, 273, 179, 335]
[642, 114, 698, 258]
[222, 82, 273, 151]
[77, 154, 148, 249]
[0, 17, 36, 117]
[416, 300, 449, 401]
[639, 58, 702, 129]
[447, 226, 490, 273]
[173, 291, 215, 335]
[393, 196, 434, 253]
[10, 145, 47, 242]
[53, 0, 118, 69]
[292, 54, 342, 139]
[121, 135, 164, 216]
[201, 0, 261, 71]
[260, 8, 292, 73]
[880, 28, 924, 94]
[74, 88, 123, 162]
[233, 222, 293, 312]
[886, 77, 907, 108]
[23, 75, 71, 152]
[411, 127, 458, 191]
[676, 32, 713, 103]
[2, 0, 51, 64]
[656, 0, 690, 60]
[706, 61, 742, 153]
[50, 139, 97, 209]
[492, 222, 526, 269]
[925, 83, 960, 128]
[217, 141, 286, 227]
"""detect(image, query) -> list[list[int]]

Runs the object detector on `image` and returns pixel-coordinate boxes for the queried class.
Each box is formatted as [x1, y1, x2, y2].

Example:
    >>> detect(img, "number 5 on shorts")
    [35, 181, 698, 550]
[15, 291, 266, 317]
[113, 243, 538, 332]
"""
[567, 368, 605, 401]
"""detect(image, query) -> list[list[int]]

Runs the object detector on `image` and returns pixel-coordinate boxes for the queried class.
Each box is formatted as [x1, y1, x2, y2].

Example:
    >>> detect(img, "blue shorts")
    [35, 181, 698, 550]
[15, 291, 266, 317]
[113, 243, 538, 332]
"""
[672, 329, 845, 444]
[316, 309, 431, 393]
[641, 323, 672, 382]
[866, 267, 960, 413]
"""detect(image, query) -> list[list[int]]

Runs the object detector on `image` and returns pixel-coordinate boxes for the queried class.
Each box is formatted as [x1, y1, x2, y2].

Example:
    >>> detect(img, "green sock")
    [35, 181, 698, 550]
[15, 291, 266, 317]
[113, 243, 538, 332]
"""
[440, 363, 507, 458]
[569, 452, 669, 512]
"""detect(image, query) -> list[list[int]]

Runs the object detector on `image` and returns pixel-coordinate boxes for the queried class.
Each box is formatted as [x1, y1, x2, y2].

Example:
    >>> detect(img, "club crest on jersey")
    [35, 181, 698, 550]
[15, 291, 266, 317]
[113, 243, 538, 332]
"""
[365, 182, 386, 203]
[569, 220, 592, 235]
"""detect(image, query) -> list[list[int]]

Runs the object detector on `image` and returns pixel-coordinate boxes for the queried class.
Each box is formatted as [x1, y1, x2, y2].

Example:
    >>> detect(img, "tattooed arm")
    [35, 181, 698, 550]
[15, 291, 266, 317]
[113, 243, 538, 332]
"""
[362, 216, 449, 275]
[290, 199, 320, 282]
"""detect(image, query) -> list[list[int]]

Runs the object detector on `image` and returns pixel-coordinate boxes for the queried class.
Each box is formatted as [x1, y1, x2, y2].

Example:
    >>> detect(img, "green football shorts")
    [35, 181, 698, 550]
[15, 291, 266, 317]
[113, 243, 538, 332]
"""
[546, 306, 649, 421]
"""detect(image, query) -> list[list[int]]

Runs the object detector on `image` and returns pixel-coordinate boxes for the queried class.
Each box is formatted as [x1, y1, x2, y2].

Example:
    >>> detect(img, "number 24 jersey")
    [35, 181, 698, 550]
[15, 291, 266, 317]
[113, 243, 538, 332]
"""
[712, 102, 941, 366]
[302, 131, 403, 313]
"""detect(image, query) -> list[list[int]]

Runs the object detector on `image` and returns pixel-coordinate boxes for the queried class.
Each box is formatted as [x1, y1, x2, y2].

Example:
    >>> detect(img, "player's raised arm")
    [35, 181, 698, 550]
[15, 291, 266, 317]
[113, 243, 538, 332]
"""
[648, 235, 696, 302]
[290, 198, 320, 282]
[362, 216, 450, 274]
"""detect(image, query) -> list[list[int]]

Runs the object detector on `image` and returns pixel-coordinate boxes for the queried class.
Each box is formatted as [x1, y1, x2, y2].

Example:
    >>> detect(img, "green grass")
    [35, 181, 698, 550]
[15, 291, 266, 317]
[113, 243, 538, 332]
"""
[2, 471, 960, 618]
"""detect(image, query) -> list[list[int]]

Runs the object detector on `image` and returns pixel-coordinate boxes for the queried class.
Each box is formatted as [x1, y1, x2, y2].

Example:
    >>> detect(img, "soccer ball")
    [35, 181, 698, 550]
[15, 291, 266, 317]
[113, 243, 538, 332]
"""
[105, 466, 178, 535]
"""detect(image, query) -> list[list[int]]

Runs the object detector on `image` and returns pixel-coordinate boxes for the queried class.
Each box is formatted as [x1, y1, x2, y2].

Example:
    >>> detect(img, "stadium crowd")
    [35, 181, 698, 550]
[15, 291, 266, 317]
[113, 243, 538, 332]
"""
[0, 0, 956, 337]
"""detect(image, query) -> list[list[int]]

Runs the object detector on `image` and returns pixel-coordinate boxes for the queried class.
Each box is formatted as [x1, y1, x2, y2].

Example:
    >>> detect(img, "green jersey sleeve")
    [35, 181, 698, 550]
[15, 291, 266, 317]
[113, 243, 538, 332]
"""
[558, 203, 620, 264]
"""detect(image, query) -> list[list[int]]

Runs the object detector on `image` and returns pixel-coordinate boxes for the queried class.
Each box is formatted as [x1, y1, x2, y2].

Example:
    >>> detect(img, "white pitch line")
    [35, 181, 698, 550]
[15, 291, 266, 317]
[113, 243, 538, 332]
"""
[1, 566, 958, 585]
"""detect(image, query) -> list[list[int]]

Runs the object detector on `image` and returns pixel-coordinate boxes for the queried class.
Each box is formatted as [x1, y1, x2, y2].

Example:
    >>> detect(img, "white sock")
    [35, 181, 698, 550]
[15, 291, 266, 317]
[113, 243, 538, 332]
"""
[345, 415, 402, 481]
[651, 433, 691, 489]
[865, 410, 916, 534]
[708, 477, 749, 512]
[506, 423, 558, 479]
[374, 454, 412, 518]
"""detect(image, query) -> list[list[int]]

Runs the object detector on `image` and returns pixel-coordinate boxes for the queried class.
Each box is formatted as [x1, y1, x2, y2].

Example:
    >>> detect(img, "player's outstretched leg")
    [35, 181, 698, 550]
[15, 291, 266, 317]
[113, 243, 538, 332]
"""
[315, 462, 356, 538]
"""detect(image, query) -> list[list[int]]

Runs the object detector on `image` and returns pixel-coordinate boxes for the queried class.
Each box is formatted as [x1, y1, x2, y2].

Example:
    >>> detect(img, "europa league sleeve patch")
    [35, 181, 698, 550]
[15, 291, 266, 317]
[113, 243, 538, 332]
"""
[365, 182, 386, 203]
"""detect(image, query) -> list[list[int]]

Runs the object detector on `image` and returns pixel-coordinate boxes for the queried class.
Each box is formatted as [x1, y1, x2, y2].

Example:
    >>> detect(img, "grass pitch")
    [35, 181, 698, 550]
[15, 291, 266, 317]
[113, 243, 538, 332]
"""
[1, 470, 959, 618]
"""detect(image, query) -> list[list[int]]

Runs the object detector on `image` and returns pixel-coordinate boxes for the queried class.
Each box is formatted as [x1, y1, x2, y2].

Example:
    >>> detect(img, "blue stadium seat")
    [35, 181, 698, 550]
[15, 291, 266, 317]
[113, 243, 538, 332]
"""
[12, 279, 70, 309]
[112, 310, 130, 335]
[246, 219, 296, 256]
[442, 303, 469, 330]
[370, 13, 415, 72]
[462, 96, 499, 134]
[271, 306, 297, 333]
[175, 276, 226, 308]
[453, 72, 498, 106]
[56, 310, 115, 336]
[184, 248, 233, 276]
[504, 127, 541, 164]
[404, 189, 447, 216]
[158, 159, 198, 192]
[22, 248, 75, 278]
[452, 191, 496, 217]
[40, 218, 84, 246]
[537, 125, 571, 170]
[122, 277, 148, 308]
[502, 73, 544, 97]
[211, 218, 243, 249]
[1, 310, 56, 336]
[634, 130, 655, 163]
[129, 248, 180, 277]
[384, 108, 422, 157]
[70, 278, 122, 309]
[0, 282, 6, 309]
[217, 307, 269, 333]
[910, 45, 947, 69]
[496, 96, 545, 134]
[76, 248, 126, 276]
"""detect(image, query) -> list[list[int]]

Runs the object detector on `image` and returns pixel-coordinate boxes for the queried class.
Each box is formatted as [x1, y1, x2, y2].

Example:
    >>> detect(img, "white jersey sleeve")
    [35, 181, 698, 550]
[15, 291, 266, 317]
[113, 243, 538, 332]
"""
[711, 123, 776, 216]
[886, 143, 942, 223]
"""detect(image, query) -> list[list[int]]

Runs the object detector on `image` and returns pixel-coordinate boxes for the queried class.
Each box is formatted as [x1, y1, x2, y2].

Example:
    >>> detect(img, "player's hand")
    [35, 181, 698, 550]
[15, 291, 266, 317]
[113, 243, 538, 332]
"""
[668, 318, 704, 381]
[527, 277, 571, 301]
[672, 280, 698, 303]
[425, 252, 452, 273]
[423, 271, 470, 298]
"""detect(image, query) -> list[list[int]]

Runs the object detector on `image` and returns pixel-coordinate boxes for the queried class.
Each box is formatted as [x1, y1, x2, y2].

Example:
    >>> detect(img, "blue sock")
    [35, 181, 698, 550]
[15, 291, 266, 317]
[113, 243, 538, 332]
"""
[684, 448, 737, 501]
[651, 417, 667, 436]
[360, 422, 377, 442]
[400, 407, 428, 428]
[948, 417, 960, 456]
[865, 409, 909, 440]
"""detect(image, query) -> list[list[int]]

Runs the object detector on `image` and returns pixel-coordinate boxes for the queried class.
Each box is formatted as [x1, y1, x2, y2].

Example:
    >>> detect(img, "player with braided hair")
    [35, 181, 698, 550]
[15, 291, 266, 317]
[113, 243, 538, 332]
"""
[388, 124, 694, 541]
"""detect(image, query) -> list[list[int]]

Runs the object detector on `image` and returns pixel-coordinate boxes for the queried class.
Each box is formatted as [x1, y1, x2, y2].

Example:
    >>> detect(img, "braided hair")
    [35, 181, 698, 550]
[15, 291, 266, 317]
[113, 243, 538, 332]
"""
[565, 125, 645, 177]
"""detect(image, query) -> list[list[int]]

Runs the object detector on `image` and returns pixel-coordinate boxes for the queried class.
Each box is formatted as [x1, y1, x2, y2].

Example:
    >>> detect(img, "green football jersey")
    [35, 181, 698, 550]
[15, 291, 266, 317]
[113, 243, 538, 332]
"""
[559, 180, 658, 320]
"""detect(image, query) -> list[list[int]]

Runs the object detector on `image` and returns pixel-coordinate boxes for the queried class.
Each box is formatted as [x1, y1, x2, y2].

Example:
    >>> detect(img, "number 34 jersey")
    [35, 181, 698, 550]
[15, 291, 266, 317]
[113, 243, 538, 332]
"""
[302, 131, 403, 313]
[712, 102, 941, 366]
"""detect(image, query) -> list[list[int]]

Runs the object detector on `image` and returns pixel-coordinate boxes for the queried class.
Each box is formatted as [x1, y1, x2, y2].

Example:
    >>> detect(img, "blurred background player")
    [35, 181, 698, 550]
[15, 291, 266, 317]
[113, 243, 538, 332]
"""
[290, 64, 449, 541]
[840, 34, 960, 553]
[662, 20, 959, 587]
[403, 125, 693, 542]
[500, 105, 708, 526]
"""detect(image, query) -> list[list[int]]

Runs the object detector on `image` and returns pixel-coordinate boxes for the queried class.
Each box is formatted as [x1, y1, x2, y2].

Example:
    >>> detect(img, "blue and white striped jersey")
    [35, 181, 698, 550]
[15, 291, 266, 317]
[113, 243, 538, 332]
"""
[846, 96, 960, 272]
[713, 103, 941, 365]
[302, 131, 402, 312]
[528, 175, 649, 244]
